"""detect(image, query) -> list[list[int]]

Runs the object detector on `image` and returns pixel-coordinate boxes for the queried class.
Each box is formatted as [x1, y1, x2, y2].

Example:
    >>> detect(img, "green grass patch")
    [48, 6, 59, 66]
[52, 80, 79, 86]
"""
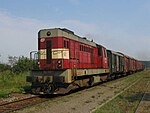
[93, 70, 150, 113]
[0, 71, 31, 98]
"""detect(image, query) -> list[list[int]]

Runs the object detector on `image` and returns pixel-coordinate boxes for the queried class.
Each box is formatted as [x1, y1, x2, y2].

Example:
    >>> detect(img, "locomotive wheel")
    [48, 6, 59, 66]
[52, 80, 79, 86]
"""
[31, 88, 36, 94]
[88, 77, 94, 86]
[31, 87, 41, 94]
[45, 83, 55, 94]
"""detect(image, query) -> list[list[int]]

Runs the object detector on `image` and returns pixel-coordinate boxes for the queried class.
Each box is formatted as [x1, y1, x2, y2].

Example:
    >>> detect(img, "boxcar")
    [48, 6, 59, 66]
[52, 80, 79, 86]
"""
[107, 50, 124, 78]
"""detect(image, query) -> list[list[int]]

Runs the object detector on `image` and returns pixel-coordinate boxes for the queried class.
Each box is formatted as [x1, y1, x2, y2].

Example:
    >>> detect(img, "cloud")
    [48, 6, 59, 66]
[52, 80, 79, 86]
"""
[0, 11, 42, 63]
[0, 10, 149, 63]
[0, 11, 99, 63]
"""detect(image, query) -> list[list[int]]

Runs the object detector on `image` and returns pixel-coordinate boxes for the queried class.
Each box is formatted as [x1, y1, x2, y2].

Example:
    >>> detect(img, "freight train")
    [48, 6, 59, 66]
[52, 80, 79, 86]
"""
[27, 28, 144, 94]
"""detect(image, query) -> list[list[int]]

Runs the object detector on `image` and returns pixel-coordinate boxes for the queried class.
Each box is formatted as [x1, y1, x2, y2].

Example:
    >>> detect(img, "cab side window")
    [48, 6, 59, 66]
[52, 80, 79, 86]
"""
[64, 40, 69, 48]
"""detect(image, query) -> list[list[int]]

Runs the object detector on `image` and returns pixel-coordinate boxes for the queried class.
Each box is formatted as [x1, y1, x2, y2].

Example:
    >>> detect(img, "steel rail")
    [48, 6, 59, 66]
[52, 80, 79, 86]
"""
[0, 95, 48, 113]
[134, 81, 150, 113]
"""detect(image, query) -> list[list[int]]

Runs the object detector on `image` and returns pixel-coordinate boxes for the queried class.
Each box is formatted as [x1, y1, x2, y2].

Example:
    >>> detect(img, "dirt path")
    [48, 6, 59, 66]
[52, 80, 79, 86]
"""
[13, 72, 146, 113]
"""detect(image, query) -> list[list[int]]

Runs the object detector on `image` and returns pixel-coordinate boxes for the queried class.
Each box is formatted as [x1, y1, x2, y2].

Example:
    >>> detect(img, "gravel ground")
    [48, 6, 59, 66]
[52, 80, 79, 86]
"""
[13, 74, 143, 113]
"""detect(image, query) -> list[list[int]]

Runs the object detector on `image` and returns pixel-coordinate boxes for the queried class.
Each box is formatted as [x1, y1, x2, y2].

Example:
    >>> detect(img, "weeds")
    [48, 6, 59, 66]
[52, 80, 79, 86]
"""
[93, 70, 150, 113]
[0, 71, 31, 98]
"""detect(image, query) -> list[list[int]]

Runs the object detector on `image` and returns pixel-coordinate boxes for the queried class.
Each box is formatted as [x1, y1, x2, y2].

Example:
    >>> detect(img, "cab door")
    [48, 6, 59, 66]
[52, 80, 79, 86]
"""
[101, 48, 108, 69]
[97, 45, 103, 68]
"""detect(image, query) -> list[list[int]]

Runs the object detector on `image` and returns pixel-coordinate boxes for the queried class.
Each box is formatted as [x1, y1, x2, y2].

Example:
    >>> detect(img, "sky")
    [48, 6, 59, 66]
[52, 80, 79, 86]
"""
[0, 0, 150, 63]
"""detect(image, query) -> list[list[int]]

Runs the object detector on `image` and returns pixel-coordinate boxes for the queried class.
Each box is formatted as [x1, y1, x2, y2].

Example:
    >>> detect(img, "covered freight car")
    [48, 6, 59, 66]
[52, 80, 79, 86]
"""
[107, 50, 124, 78]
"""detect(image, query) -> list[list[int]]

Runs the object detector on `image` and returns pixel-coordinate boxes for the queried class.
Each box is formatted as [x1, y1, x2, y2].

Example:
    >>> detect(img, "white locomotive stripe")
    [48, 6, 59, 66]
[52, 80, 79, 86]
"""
[52, 48, 69, 59]
[39, 48, 70, 60]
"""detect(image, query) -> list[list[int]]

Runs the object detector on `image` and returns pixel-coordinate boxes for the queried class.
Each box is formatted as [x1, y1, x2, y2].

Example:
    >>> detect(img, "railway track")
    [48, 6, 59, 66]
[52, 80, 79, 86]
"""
[0, 95, 48, 113]
[134, 81, 150, 113]
[0, 73, 148, 113]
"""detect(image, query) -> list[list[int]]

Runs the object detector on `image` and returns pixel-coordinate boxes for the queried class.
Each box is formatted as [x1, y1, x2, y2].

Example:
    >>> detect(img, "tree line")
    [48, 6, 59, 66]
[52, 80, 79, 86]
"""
[0, 56, 38, 74]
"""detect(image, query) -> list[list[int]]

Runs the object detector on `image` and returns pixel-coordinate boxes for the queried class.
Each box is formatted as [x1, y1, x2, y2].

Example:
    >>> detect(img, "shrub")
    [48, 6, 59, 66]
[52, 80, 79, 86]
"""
[12, 56, 38, 74]
[0, 64, 11, 72]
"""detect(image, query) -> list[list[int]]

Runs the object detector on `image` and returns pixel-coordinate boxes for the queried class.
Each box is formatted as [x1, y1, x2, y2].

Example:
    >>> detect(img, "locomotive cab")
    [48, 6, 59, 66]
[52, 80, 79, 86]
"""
[38, 29, 71, 70]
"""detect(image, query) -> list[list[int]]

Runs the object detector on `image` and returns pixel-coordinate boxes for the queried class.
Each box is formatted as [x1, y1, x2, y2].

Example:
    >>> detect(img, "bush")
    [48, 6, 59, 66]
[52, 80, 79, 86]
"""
[12, 56, 39, 74]
[0, 55, 36, 97]
[0, 64, 11, 72]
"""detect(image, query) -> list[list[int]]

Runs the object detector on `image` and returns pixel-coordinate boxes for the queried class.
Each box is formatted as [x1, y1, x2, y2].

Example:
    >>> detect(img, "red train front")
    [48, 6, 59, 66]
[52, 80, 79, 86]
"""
[27, 28, 109, 94]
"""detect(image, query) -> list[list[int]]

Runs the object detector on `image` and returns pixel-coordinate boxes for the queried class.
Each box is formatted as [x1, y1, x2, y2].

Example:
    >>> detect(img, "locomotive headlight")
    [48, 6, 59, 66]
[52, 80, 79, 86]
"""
[57, 64, 62, 68]
[47, 31, 51, 36]
[57, 60, 62, 64]
[57, 60, 62, 69]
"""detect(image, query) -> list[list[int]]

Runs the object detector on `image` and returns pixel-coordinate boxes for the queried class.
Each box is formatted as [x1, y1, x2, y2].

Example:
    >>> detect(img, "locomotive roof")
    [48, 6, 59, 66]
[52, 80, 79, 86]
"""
[38, 28, 103, 47]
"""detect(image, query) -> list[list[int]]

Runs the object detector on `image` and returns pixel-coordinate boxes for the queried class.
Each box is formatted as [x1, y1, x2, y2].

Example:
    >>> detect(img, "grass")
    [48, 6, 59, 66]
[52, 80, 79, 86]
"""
[93, 70, 150, 113]
[0, 70, 31, 98]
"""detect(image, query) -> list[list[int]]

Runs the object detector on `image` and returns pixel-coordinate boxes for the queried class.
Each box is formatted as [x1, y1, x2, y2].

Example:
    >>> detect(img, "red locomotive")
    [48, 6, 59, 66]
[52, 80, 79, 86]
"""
[27, 28, 144, 94]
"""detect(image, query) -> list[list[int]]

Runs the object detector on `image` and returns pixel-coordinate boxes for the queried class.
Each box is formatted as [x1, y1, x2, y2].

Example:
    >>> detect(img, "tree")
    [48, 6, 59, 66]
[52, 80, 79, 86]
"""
[12, 56, 39, 74]
[8, 56, 18, 67]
